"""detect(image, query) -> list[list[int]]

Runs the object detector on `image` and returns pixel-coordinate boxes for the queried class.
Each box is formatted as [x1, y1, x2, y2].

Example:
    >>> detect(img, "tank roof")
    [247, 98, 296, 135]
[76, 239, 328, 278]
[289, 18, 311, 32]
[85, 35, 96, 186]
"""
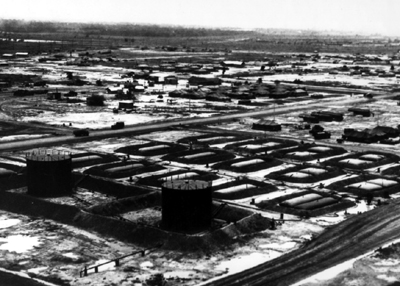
[26, 150, 71, 161]
[163, 180, 211, 190]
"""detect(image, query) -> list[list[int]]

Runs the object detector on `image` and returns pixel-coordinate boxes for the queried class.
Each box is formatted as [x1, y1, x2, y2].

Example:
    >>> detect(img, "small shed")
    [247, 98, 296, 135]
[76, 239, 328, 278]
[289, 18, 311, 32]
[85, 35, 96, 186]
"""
[188, 76, 222, 86]
[164, 75, 178, 85]
[65, 90, 78, 97]
[86, 94, 105, 106]
[371, 126, 399, 139]
[348, 107, 371, 117]
[238, 99, 252, 105]
[312, 131, 331, 140]
[299, 113, 319, 123]
[149, 73, 174, 84]
[291, 89, 308, 97]
[252, 119, 281, 131]
[311, 111, 343, 122]
[118, 101, 134, 109]
[106, 86, 123, 94]
[48, 91, 61, 100]
[309, 125, 324, 134]
[220, 61, 245, 68]
[342, 130, 377, 143]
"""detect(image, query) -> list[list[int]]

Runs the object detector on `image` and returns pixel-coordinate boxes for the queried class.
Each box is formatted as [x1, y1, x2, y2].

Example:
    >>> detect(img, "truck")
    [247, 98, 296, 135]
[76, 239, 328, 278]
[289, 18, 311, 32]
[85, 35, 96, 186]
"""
[310, 93, 324, 99]
[111, 121, 125, 130]
[73, 129, 90, 137]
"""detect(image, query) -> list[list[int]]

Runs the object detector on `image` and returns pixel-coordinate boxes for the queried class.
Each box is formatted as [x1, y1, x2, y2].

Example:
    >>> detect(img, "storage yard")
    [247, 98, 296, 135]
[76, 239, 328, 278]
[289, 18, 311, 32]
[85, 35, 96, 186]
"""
[2, 25, 400, 286]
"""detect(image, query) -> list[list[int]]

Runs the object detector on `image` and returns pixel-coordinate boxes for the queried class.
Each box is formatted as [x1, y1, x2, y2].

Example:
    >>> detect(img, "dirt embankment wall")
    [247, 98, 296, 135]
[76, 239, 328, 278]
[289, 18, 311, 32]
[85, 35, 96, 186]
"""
[0, 191, 80, 222]
[0, 190, 168, 248]
[0, 173, 153, 199]
[213, 213, 270, 238]
[86, 192, 161, 216]
[0, 191, 226, 251]
[0, 174, 27, 191]
[72, 173, 153, 198]
[0, 191, 270, 253]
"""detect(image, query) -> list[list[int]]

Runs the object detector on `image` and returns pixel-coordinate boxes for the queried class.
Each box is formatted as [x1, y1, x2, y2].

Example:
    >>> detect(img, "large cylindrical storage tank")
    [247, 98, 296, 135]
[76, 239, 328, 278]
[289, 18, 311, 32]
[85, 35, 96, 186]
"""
[26, 150, 72, 197]
[162, 180, 212, 232]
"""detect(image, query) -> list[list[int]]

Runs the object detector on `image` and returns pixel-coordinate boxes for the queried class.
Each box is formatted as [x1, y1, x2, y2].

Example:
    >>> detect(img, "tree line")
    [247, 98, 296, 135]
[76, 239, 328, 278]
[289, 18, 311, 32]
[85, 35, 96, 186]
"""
[0, 19, 249, 38]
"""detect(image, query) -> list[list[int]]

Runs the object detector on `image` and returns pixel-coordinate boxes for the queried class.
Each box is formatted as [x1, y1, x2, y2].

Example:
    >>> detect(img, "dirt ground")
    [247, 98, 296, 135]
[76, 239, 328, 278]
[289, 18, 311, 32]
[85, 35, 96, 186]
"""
[2, 44, 400, 286]
[0, 208, 324, 286]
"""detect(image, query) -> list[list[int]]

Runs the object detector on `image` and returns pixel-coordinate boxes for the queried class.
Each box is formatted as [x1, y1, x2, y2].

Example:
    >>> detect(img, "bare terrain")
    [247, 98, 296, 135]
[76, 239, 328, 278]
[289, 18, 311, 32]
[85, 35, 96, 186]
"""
[1, 20, 400, 286]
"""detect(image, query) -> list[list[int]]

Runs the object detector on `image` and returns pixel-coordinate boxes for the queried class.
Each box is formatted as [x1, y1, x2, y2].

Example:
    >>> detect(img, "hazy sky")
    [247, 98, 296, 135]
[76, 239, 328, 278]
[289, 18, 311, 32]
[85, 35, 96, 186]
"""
[1, 0, 399, 36]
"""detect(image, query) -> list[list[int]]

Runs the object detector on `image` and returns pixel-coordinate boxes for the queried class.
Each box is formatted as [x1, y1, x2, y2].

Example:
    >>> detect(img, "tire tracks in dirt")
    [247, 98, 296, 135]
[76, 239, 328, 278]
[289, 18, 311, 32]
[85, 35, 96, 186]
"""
[201, 199, 400, 286]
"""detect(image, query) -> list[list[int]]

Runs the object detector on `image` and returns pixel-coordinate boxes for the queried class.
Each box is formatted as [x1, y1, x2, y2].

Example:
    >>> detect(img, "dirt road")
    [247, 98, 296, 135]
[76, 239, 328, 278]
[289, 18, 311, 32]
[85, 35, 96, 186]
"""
[200, 199, 400, 286]
[0, 94, 376, 153]
[0, 270, 50, 286]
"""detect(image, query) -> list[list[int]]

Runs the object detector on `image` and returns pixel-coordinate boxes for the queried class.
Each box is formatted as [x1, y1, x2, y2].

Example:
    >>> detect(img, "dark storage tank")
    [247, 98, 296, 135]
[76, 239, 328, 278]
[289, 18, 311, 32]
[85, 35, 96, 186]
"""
[162, 180, 212, 231]
[26, 150, 72, 197]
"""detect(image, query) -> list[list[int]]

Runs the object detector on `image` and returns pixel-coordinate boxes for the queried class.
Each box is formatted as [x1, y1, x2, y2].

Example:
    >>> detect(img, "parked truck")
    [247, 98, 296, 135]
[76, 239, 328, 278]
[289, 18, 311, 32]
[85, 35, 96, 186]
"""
[73, 129, 90, 137]
[111, 121, 125, 130]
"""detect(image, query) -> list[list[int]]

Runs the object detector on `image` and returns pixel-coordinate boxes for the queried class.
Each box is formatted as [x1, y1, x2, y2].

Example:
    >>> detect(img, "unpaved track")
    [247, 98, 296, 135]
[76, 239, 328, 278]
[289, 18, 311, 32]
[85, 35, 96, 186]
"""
[0, 95, 377, 153]
[201, 199, 400, 286]
[0, 270, 49, 286]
